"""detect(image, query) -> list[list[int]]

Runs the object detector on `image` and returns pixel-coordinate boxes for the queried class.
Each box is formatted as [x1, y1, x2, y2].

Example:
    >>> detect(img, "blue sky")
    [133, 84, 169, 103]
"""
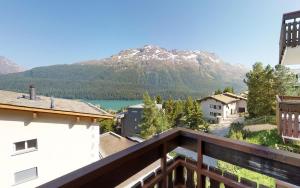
[0, 0, 299, 69]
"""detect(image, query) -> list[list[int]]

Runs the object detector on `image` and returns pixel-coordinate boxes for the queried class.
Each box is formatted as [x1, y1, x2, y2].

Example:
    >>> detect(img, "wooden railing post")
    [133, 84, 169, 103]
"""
[197, 138, 204, 188]
[174, 165, 185, 186]
[186, 167, 196, 188]
[161, 143, 167, 188]
[167, 169, 174, 188]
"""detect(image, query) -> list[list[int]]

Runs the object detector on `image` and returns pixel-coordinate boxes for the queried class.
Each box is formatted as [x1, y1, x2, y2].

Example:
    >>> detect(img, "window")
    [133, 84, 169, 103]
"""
[14, 167, 38, 184]
[214, 105, 217, 109]
[27, 139, 37, 149]
[15, 141, 26, 151]
[210, 112, 214, 116]
[14, 139, 38, 154]
[210, 104, 213, 108]
[218, 105, 221, 110]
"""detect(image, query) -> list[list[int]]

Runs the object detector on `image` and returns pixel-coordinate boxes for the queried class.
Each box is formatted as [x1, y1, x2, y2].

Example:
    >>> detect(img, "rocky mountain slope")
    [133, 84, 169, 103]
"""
[0, 56, 24, 74]
[0, 45, 247, 99]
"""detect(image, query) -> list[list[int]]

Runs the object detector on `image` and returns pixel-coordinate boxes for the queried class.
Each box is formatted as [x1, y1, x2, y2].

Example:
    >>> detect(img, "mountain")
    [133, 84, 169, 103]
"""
[0, 56, 24, 75]
[0, 45, 248, 99]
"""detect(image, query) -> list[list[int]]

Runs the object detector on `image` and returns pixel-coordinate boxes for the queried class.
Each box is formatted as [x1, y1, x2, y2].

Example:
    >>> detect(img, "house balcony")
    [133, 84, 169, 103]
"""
[279, 10, 300, 65]
[276, 95, 300, 141]
[39, 128, 300, 188]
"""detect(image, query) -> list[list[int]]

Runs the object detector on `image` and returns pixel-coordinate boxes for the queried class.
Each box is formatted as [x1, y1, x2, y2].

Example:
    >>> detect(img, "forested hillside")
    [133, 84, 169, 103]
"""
[0, 46, 247, 99]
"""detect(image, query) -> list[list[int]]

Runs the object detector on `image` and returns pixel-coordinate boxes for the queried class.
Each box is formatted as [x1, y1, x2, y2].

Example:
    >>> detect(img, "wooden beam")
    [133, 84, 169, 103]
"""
[92, 118, 97, 123]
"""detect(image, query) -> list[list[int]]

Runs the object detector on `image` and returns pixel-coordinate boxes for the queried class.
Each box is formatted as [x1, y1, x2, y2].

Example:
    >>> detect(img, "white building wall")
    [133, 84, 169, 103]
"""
[0, 109, 100, 188]
[200, 99, 241, 121]
[200, 99, 223, 120]
[222, 102, 237, 119]
[236, 100, 247, 113]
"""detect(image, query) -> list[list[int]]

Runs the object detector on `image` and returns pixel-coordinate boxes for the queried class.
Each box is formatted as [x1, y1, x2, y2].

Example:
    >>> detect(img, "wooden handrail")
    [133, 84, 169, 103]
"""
[276, 96, 300, 140]
[39, 128, 300, 187]
[279, 10, 300, 64]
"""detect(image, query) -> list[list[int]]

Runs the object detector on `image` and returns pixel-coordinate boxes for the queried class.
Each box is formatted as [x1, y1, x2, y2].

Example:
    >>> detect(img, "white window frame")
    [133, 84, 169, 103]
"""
[12, 139, 38, 155]
[14, 167, 38, 185]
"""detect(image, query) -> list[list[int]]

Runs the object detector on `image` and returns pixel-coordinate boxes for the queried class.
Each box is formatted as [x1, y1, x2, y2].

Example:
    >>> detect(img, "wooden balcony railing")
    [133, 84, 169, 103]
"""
[39, 128, 300, 188]
[276, 95, 300, 141]
[279, 10, 300, 64]
[133, 156, 267, 188]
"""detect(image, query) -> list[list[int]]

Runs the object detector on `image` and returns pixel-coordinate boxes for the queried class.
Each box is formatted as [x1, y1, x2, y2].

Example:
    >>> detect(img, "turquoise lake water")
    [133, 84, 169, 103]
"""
[86, 99, 142, 111]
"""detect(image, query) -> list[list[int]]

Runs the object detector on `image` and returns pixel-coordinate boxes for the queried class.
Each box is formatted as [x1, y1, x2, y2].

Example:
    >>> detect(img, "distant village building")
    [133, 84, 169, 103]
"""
[120, 103, 162, 137]
[0, 87, 112, 188]
[198, 92, 247, 122]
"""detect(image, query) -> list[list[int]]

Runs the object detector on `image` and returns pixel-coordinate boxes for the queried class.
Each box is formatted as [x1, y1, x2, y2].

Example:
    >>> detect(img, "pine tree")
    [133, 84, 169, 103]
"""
[173, 100, 184, 127]
[214, 89, 222, 95]
[140, 92, 170, 138]
[140, 92, 157, 138]
[244, 63, 297, 118]
[274, 64, 297, 96]
[163, 98, 175, 126]
[100, 119, 115, 133]
[223, 87, 234, 93]
[156, 95, 163, 104]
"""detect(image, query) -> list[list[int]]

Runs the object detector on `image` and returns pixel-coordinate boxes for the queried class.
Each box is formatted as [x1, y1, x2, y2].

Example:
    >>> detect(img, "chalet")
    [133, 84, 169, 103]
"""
[198, 92, 247, 122]
[0, 87, 113, 187]
[121, 103, 162, 137]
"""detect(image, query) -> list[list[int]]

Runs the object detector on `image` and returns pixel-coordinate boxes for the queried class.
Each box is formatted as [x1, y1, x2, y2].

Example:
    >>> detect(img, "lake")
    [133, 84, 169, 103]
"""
[86, 99, 143, 111]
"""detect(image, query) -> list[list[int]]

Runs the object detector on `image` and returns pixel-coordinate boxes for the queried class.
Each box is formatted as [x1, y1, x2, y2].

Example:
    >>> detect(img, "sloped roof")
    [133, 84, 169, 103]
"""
[0, 90, 112, 118]
[199, 93, 239, 104]
[129, 103, 162, 109]
[223, 92, 247, 100]
[99, 132, 137, 158]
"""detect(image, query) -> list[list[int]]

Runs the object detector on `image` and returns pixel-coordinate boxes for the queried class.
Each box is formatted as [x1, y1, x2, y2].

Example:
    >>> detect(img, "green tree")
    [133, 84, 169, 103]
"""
[182, 97, 208, 132]
[163, 98, 175, 126]
[140, 92, 169, 138]
[273, 64, 297, 96]
[214, 89, 222, 95]
[156, 95, 163, 104]
[173, 100, 184, 126]
[244, 63, 297, 118]
[223, 87, 234, 93]
[100, 119, 115, 133]
[188, 101, 204, 130]
[183, 97, 194, 126]
[245, 63, 273, 117]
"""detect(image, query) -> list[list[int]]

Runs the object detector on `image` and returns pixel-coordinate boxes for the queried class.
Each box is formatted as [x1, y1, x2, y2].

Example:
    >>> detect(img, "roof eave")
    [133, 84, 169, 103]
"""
[0, 103, 114, 119]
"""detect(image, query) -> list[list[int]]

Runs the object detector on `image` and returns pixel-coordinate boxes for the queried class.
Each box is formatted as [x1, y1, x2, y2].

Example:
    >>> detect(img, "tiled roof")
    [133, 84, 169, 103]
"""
[0, 90, 110, 116]
[199, 93, 240, 104]
[99, 132, 137, 158]
[223, 92, 247, 100]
